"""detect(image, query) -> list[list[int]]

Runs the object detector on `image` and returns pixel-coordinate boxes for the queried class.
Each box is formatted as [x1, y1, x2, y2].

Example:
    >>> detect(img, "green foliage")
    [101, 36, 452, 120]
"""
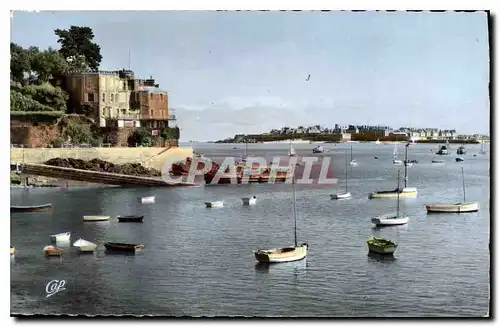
[10, 90, 55, 112]
[55, 26, 102, 71]
[161, 127, 180, 140]
[30, 48, 70, 82]
[10, 43, 31, 85]
[128, 128, 153, 147]
[19, 83, 69, 112]
[10, 111, 65, 125]
[60, 118, 100, 145]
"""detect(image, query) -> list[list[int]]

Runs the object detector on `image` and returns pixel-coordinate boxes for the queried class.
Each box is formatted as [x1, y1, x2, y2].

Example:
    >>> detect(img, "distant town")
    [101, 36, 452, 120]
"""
[215, 124, 489, 144]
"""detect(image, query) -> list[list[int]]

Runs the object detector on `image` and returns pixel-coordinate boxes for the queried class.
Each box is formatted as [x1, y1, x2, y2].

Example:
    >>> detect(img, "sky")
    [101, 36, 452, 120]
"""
[10, 11, 490, 141]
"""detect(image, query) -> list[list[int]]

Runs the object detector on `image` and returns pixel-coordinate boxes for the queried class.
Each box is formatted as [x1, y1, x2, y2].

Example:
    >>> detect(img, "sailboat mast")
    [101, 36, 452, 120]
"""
[292, 175, 298, 247]
[345, 149, 348, 193]
[396, 170, 401, 216]
[404, 143, 409, 188]
[461, 167, 466, 203]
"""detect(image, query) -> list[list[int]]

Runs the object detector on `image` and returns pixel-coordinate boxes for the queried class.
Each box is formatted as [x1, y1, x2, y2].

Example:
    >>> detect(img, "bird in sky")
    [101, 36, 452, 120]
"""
[305, 74, 311, 81]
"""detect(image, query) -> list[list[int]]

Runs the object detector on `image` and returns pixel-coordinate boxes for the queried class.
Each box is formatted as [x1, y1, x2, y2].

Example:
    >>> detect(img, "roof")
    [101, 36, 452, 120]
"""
[137, 86, 168, 94]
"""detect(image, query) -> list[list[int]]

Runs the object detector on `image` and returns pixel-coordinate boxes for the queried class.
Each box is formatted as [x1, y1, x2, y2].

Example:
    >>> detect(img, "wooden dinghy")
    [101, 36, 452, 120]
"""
[10, 203, 52, 213]
[10, 245, 15, 255]
[43, 245, 62, 257]
[117, 215, 144, 223]
[83, 215, 110, 222]
[367, 237, 398, 255]
[254, 243, 308, 263]
[426, 202, 479, 213]
[104, 242, 144, 253]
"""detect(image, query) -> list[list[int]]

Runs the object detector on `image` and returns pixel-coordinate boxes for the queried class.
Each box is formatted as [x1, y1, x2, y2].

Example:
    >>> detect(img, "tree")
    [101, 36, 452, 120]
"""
[10, 43, 31, 85]
[54, 26, 102, 71]
[30, 48, 69, 83]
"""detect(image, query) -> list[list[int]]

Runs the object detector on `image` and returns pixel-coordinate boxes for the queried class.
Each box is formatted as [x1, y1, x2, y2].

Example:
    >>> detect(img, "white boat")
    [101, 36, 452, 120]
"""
[254, 176, 308, 263]
[242, 196, 257, 206]
[349, 145, 358, 166]
[331, 149, 352, 200]
[288, 141, 297, 157]
[312, 145, 324, 154]
[370, 143, 417, 199]
[426, 167, 480, 214]
[50, 232, 71, 243]
[83, 215, 110, 222]
[205, 201, 224, 208]
[392, 142, 399, 164]
[375, 139, 381, 145]
[138, 195, 155, 204]
[479, 140, 487, 154]
[72, 238, 98, 252]
[371, 170, 409, 227]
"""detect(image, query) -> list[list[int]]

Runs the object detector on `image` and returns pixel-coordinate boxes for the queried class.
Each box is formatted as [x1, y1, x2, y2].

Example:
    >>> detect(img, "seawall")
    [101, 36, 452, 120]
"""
[10, 147, 194, 171]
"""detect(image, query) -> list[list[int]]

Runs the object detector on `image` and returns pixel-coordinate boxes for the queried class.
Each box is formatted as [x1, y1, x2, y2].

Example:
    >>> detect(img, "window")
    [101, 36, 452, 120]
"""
[102, 93, 106, 102]
[121, 109, 127, 114]
[88, 93, 95, 102]
[111, 94, 114, 102]
[160, 94, 163, 100]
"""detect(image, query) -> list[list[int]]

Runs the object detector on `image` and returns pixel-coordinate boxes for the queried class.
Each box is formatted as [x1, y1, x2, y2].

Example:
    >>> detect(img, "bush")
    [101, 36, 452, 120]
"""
[18, 83, 69, 112]
[59, 118, 99, 145]
[10, 90, 55, 112]
[161, 126, 180, 140]
[128, 128, 153, 147]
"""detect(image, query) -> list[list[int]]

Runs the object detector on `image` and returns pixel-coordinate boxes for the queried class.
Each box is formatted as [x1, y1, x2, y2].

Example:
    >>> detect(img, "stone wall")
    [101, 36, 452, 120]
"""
[10, 126, 61, 148]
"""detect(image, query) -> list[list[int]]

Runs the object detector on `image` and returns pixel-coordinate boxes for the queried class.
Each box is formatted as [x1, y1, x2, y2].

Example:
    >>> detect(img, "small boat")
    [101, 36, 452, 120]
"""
[43, 245, 62, 257]
[205, 201, 224, 208]
[426, 167, 480, 214]
[370, 146, 417, 198]
[138, 195, 155, 204]
[455, 157, 464, 162]
[432, 159, 446, 163]
[10, 245, 15, 255]
[457, 145, 467, 155]
[393, 159, 403, 165]
[49, 232, 71, 243]
[10, 203, 52, 213]
[242, 196, 257, 206]
[254, 175, 308, 263]
[367, 237, 398, 255]
[104, 242, 144, 253]
[288, 142, 296, 157]
[375, 139, 381, 145]
[371, 170, 409, 227]
[117, 215, 144, 223]
[436, 145, 449, 155]
[349, 145, 358, 166]
[312, 145, 324, 154]
[331, 149, 352, 200]
[83, 215, 110, 222]
[72, 238, 98, 253]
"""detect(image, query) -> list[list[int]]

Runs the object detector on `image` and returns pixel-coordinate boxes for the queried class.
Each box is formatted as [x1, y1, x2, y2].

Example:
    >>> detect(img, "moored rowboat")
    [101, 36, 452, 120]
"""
[367, 237, 398, 255]
[117, 215, 144, 223]
[104, 242, 144, 253]
[43, 245, 62, 257]
[11, 203, 52, 213]
[426, 202, 479, 213]
[254, 243, 308, 263]
[72, 238, 98, 253]
[83, 215, 110, 222]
